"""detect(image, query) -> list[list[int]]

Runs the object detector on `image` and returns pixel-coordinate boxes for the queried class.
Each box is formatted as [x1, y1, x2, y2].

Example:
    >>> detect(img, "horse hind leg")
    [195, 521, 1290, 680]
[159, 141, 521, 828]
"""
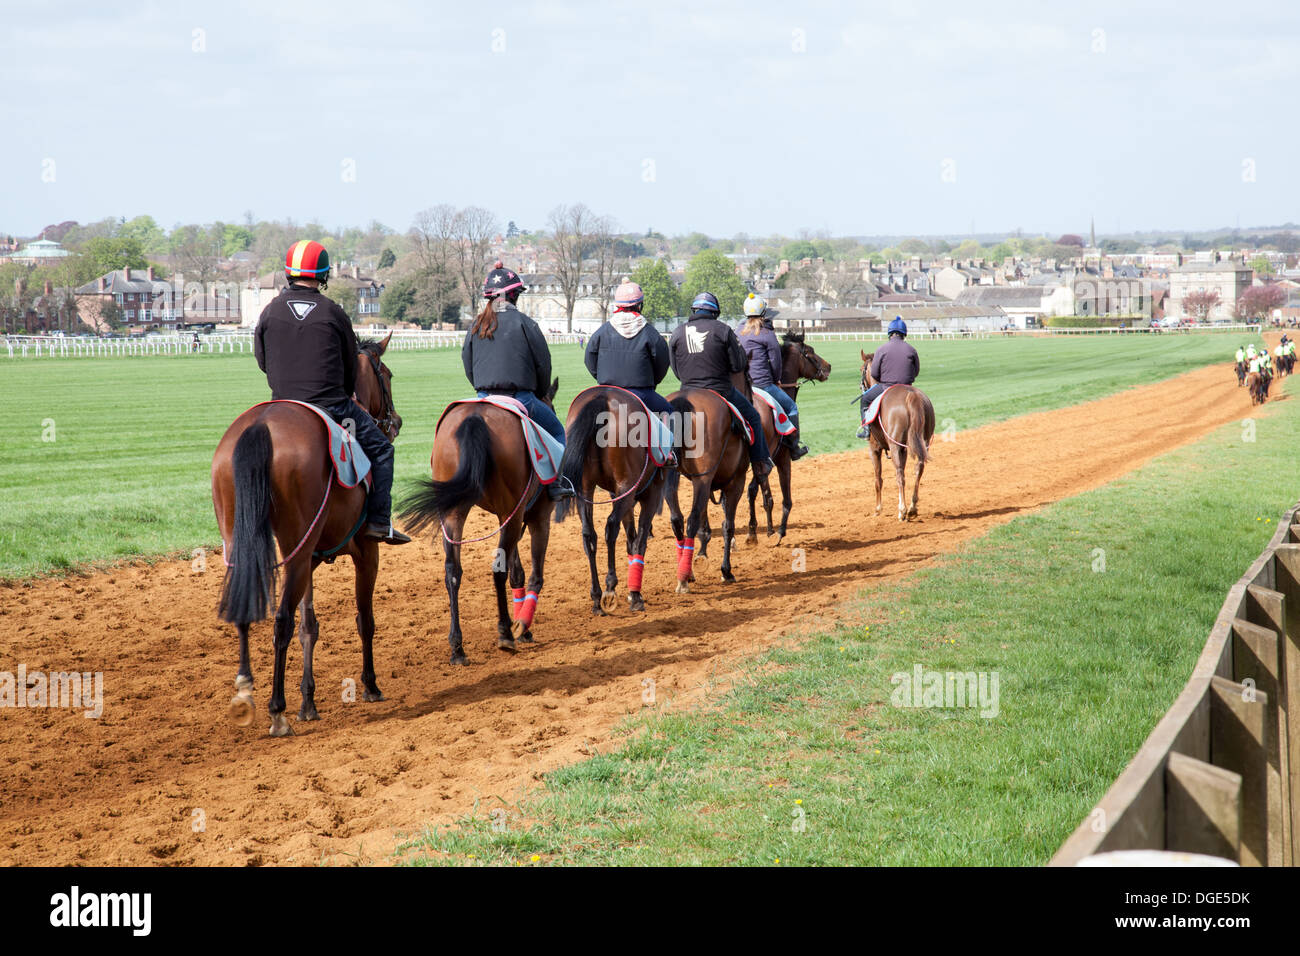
[268, 559, 311, 737]
[495, 525, 522, 653]
[354, 540, 383, 701]
[229, 624, 255, 727]
[579, 497, 604, 616]
[296, 576, 321, 721]
[601, 498, 632, 613]
[442, 516, 469, 666]
[894, 448, 908, 522]
[745, 475, 760, 546]
[908, 457, 925, 519]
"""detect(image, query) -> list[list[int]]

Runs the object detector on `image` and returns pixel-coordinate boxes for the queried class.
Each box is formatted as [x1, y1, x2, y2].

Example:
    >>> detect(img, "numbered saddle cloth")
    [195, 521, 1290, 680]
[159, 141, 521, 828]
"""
[254, 400, 372, 489]
[862, 385, 904, 426]
[752, 389, 796, 436]
[574, 385, 677, 467]
[439, 395, 563, 485]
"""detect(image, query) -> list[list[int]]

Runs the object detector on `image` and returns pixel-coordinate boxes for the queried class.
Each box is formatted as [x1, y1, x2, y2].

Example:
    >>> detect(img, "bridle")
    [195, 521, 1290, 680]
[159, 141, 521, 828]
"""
[779, 341, 829, 390]
[362, 347, 400, 440]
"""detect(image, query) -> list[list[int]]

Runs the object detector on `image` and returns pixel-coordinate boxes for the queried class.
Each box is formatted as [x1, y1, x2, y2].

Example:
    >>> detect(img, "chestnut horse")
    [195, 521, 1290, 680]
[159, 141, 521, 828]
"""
[1247, 371, 1267, 405]
[746, 332, 832, 544]
[212, 333, 400, 737]
[664, 378, 755, 590]
[860, 350, 936, 522]
[554, 387, 672, 614]
[398, 380, 559, 664]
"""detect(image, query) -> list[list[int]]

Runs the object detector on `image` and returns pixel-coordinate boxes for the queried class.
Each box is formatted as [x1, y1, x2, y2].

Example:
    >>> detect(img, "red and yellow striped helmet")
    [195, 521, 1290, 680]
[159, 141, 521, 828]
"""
[284, 240, 331, 279]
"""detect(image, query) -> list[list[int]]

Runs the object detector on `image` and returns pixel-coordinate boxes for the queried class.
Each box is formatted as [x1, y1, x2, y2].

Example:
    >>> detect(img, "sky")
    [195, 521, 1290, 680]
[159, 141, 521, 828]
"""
[2, 0, 1298, 240]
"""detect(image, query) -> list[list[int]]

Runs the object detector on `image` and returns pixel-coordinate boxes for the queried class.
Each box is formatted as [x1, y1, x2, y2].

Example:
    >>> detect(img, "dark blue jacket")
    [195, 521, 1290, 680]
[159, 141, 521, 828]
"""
[462, 303, 552, 395]
[584, 322, 670, 388]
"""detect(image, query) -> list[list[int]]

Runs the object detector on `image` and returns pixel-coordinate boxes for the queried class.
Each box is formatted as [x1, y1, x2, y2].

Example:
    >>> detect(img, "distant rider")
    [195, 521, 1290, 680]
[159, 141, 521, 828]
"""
[668, 291, 774, 480]
[856, 316, 920, 440]
[254, 239, 409, 544]
[738, 293, 808, 460]
[461, 261, 575, 500]
[583, 279, 675, 421]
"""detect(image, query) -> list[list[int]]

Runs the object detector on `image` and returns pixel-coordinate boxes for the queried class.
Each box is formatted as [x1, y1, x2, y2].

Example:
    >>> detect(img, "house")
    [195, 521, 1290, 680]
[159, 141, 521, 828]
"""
[3, 238, 72, 265]
[182, 291, 240, 327]
[875, 303, 1009, 332]
[517, 273, 626, 332]
[73, 266, 179, 331]
[954, 286, 1068, 327]
[328, 264, 384, 320]
[1165, 258, 1254, 321]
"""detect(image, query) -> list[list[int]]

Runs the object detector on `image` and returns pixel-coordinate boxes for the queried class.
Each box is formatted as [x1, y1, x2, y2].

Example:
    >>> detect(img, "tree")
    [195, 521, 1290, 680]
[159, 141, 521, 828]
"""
[1236, 284, 1287, 321]
[1057, 234, 1085, 247]
[781, 239, 819, 262]
[380, 275, 418, 325]
[448, 206, 499, 321]
[377, 247, 396, 270]
[1250, 255, 1274, 276]
[545, 202, 601, 333]
[410, 205, 464, 327]
[222, 223, 255, 257]
[1182, 289, 1221, 323]
[118, 215, 168, 256]
[506, 221, 519, 239]
[587, 215, 623, 318]
[169, 224, 223, 286]
[681, 249, 748, 317]
[82, 236, 147, 275]
[629, 258, 679, 320]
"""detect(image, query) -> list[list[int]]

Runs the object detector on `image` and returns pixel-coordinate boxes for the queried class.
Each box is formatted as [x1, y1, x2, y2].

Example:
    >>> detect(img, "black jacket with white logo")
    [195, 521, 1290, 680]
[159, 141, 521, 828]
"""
[254, 286, 358, 404]
[668, 314, 747, 393]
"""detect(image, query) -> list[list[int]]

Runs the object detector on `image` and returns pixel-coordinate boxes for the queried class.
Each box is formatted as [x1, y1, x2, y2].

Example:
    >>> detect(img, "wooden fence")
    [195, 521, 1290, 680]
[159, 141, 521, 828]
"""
[1052, 503, 1300, 866]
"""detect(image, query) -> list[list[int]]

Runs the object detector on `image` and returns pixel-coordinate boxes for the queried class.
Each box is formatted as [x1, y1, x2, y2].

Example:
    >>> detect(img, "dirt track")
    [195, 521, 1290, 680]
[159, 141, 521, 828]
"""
[0, 355, 1270, 865]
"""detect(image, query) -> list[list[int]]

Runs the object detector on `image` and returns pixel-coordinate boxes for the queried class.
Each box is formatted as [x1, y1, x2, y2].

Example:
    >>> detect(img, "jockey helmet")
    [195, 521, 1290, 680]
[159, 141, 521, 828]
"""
[691, 291, 721, 315]
[743, 293, 767, 317]
[888, 316, 908, 337]
[483, 260, 525, 299]
[285, 240, 331, 280]
[613, 280, 644, 310]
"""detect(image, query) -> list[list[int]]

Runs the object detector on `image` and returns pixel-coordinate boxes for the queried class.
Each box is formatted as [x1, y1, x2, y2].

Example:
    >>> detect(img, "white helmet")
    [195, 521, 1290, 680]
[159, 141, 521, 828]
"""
[743, 293, 767, 317]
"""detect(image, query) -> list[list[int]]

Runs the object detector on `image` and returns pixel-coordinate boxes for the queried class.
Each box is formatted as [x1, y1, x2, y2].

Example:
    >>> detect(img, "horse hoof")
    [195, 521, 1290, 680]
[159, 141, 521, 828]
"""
[721, 572, 736, 583]
[592, 606, 607, 616]
[511, 619, 528, 640]
[497, 637, 518, 654]
[629, 594, 646, 613]
[518, 630, 534, 643]
[229, 692, 254, 727]
[450, 653, 470, 666]
[745, 535, 757, 547]
[600, 591, 618, 612]
[297, 705, 320, 722]
[676, 580, 690, 594]
[363, 687, 385, 703]
[268, 713, 294, 738]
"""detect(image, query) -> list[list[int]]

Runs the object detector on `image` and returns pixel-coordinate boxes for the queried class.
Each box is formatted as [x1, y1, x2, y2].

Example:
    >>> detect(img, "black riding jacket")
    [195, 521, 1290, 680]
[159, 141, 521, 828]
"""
[668, 313, 747, 392]
[254, 285, 358, 404]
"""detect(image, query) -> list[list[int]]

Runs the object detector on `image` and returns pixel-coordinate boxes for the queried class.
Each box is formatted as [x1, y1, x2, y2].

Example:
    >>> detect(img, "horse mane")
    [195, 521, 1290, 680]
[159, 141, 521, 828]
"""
[781, 331, 805, 345]
[358, 338, 384, 358]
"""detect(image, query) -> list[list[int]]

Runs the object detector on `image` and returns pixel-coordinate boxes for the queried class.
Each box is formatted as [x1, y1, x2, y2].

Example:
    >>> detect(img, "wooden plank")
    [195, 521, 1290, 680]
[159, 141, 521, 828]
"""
[1244, 584, 1291, 865]
[1165, 752, 1241, 860]
[1210, 675, 1270, 866]
[1231, 616, 1285, 866]
[1271, 544, 1300, 863]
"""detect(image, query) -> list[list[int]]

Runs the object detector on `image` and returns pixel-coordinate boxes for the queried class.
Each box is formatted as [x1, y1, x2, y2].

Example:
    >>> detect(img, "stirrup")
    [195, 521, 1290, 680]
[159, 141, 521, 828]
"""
[547, 476, 576, 500]
[364, 522, 412, 545]
[855, 424, 870, 440]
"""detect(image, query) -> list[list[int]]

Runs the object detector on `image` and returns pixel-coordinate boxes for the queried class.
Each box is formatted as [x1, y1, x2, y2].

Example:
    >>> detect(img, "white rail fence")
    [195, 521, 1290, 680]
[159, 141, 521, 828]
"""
[1, 324, 1266, 359]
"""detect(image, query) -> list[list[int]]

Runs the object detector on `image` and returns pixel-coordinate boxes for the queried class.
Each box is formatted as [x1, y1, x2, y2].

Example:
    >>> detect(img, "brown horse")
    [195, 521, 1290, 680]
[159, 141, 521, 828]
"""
[1247, 371, 1267, 405]
[398, 381, 559, 665]
[746, 332, 832, 544]
[663, 384, 752, 590]
[860, 350, 936, 522]
[554, 387, 671, 614]
[212, 333, 400, 737]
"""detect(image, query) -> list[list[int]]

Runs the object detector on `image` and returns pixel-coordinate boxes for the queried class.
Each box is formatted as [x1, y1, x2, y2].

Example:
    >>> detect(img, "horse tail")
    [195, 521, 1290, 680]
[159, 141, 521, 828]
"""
[907, 391, 930, 464]
[554, 395, 605, 524]
[218, 421, 278, 626]
[398, 415, 491, 535]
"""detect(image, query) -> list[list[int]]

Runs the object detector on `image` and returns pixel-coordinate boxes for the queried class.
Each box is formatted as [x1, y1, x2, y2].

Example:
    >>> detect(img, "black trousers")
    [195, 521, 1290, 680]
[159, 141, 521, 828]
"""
[322, 398, 394, 525]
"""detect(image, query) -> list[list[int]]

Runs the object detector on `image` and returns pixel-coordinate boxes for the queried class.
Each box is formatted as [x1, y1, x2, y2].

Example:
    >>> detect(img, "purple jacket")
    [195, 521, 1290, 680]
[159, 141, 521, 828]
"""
[870, 337, 919, 385]
[738, 324, 783, 388]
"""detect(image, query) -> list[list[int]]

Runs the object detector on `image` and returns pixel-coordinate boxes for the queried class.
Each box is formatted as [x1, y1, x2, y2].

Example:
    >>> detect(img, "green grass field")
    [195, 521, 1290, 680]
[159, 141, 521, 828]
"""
[395, 372, 1300, 867]
[0, 333, 1244, 578]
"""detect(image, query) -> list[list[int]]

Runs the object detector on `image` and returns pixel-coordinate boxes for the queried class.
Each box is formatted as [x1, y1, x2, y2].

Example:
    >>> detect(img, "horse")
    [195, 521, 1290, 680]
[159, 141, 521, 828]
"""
[663, 381, 753, 591]
[554, 387, 672, 614]
[745, 332, 832, 544]
[398, 380, 559, 665]
[212, 333, 400, 737]
[1235, 361, 1247, 387]
[859, 350, 936, 522]
[1247, 371, 1266, 405]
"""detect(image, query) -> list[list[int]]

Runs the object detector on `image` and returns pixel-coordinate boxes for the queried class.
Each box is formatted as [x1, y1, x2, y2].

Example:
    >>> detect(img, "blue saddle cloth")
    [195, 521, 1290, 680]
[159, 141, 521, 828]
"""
[438, 395, 563, 484]
[573, 385, 677, 466]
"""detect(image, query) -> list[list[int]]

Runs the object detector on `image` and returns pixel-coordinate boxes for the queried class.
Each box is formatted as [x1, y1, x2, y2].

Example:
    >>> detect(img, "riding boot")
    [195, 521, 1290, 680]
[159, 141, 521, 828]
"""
[784, 429, 808, 461]
[547, 475, 576, 501]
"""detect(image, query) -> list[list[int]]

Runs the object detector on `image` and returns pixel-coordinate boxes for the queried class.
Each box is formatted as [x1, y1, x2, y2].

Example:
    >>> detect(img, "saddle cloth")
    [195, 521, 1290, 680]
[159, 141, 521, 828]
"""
[256, 400, 372, 489]
[438, 395, 563, 484]
[862, 385, 904, 426]
[720, 396, 755, 445]
[574, 385, 677, 467]
[752, 389, 796, 436]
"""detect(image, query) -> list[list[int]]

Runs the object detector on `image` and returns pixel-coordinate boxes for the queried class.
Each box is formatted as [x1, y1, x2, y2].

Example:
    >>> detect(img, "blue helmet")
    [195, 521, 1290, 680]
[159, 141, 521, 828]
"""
[888, 316, 908, 337]
[691, 291, 720, 315]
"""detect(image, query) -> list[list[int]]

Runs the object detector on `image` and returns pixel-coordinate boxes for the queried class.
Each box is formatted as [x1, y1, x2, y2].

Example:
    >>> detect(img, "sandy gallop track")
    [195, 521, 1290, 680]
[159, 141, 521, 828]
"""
[0, 359, 1263, 865]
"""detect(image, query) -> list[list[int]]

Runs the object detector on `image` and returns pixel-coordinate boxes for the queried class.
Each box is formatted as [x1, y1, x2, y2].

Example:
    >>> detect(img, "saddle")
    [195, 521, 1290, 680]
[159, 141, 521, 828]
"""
[574, 385, 677, 466]
[862, 385, 904, 426]
[751, 389, 796, 436]
[438, 395, 563, 484]
[719, 395, 755, 445]
[255, 400, 372, 490]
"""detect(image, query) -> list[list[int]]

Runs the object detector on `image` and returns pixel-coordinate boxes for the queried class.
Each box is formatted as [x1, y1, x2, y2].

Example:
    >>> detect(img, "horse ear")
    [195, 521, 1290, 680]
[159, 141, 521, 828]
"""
[860, 349, 869, 362]
[378, 331, 392, 354]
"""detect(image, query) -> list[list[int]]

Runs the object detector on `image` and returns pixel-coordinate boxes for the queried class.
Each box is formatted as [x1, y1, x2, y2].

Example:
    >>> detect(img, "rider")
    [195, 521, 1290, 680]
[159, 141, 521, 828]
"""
[856, 316, 920, 440]
[584, 279, 675, 421]
[1235, 344, 1246, 382]
[668, 291, 775, 480]
[738, 293, 808, 460]
[461, 261, 575, 500]
[254, 239, 410, 544]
